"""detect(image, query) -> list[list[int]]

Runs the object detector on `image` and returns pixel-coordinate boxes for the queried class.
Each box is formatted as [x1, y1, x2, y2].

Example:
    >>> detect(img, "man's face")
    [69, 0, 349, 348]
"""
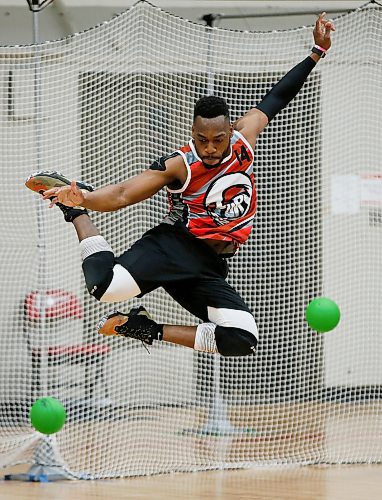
[192, 115, 233, 167]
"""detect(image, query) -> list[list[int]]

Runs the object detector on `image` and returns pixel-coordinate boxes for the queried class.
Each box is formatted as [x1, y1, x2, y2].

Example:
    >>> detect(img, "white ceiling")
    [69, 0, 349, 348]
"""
[0, 1, 366, 6]
[0, 0, 368, 45]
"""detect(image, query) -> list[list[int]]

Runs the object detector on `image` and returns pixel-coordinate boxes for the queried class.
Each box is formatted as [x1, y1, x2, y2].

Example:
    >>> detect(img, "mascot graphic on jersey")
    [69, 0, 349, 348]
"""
[204, 172, 252, 226]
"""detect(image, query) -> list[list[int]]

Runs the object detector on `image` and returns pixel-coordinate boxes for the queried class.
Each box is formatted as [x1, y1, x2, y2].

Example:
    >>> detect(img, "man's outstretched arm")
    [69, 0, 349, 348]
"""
[42, 155, 186, 212]
[234, 12, 335, 148]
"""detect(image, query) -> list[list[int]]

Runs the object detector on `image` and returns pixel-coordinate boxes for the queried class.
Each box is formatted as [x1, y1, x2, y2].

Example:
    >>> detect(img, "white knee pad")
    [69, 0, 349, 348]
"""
[207, 306, 258, 340]
[194, 308, 258, 354]
[100, 264, 141, 303]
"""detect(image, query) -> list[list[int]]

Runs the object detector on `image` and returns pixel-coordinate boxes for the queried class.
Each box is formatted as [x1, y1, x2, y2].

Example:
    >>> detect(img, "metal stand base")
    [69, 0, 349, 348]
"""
[4, 435, 76, 482]
[181, 396, 257, 437]
[5, 464, 72, 482]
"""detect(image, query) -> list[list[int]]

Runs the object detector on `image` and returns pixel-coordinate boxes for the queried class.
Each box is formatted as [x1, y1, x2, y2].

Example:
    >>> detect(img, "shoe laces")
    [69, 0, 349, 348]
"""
[115, 309, 157, 353]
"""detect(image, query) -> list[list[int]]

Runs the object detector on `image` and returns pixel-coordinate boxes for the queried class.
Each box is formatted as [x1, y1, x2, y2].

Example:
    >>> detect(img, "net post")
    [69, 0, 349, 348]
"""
[5, 0, 73, 483]
[198, 10, 256, 445]
[201, 13, 219, 28]
[201, 14, 220, 96]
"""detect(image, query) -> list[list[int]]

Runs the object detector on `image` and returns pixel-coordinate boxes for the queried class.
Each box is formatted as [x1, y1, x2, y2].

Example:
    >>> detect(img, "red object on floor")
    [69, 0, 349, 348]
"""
[25, 290, 83, 320]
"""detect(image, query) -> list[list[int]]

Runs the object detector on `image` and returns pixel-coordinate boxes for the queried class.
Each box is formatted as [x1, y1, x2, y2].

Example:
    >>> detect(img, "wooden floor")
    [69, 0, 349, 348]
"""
[1, 464, 382, 499]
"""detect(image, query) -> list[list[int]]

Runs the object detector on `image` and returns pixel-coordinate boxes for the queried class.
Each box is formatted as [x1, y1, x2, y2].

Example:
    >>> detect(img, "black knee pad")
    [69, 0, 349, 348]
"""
[214, 325, 257, 357]
[82, 251, 115, 301]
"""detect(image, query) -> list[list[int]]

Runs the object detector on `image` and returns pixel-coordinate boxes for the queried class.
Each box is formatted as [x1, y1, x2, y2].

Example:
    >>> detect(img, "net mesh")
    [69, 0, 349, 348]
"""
[1, 0, 382, 478]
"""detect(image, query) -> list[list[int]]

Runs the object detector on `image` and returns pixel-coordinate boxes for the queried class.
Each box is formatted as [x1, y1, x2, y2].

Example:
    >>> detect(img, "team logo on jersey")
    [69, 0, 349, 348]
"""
[204, 172, 252, 226]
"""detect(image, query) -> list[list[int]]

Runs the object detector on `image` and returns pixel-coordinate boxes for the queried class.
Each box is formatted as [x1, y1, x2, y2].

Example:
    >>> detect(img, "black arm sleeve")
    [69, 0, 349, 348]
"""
[256, 56, 316, 122]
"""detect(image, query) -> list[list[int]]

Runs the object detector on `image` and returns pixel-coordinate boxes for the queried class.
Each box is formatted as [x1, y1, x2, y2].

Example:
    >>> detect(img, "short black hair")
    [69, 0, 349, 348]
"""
[193, 96, 230, 122]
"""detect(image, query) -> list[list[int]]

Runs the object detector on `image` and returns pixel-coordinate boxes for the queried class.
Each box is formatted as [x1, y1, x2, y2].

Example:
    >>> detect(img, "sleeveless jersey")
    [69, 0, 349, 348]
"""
[164, 130, 257, 249]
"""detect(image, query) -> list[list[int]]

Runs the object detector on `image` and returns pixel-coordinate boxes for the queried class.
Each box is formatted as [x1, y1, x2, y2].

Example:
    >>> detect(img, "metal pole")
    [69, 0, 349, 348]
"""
[32, 6, 48, 400]
[208, 9, 350, 21]
[200, 2, 379, 28]
[200, 4, 372, 24]
[202, 15, 216, 96]
[198, 12, 256, 447]
[200, 15, 238, 446]
[6, 0, 72, 482]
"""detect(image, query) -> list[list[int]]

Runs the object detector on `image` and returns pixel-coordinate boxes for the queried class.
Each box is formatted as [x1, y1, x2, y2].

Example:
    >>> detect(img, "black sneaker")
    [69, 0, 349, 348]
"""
[97, 306, 162, 346]
[25, 170, 94, 222]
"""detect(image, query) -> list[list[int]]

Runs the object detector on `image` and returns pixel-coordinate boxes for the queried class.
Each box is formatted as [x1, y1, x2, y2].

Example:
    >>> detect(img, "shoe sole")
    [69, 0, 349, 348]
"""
[98, 308, 151, 337]
[98, 312, 129, 337]
[25, 170, 94, 194]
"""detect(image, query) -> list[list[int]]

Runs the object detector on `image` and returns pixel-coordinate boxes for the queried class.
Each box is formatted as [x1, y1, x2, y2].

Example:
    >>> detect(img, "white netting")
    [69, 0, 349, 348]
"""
[1, 0, 382, 478]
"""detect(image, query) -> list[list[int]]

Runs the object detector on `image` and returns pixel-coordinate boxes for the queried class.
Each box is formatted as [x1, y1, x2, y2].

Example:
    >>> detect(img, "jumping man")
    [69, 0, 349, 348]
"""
[25, 13, 335, 357]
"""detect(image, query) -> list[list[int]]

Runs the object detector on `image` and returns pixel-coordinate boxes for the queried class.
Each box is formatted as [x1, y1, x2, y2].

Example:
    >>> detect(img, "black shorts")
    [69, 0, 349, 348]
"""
[115, 222, 251, 322]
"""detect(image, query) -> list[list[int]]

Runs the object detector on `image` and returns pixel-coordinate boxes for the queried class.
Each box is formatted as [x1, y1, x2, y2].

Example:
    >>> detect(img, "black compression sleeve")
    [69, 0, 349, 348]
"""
[256, 56, 316, 122]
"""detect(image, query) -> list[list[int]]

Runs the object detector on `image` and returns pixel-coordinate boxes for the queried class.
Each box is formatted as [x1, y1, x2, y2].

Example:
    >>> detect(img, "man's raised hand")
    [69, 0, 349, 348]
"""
[314, 12, 336, 51]
[43, 180, 85, 208]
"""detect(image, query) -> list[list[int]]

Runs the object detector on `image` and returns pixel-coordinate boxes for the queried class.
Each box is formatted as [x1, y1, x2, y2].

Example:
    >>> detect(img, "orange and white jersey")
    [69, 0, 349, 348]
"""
[164, 130, 257, 249]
